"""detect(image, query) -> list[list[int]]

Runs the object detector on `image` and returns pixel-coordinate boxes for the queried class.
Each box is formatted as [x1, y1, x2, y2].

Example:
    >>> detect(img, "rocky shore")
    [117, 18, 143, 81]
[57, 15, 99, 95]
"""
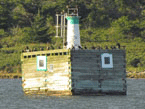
[0, 73, 22, 79]
[126, 71, 145, 78]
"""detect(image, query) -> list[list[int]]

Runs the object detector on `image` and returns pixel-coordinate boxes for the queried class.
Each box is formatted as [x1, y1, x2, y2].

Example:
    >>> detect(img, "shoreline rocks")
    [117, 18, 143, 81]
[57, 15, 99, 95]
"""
[126, 71, 145, 78]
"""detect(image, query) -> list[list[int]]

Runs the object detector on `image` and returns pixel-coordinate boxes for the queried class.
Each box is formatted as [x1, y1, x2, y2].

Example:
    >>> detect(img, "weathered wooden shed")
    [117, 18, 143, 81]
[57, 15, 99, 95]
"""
[21, 49, 127, 95]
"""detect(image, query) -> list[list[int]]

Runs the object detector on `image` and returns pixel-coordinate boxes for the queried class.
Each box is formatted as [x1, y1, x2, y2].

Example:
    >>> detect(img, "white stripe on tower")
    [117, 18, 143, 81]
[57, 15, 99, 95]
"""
[66, 16, 81, 49]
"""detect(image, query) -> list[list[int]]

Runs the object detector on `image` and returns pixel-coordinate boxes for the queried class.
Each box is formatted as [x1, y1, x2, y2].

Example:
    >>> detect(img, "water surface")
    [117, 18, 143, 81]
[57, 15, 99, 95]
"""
[0, 79, 145, 109]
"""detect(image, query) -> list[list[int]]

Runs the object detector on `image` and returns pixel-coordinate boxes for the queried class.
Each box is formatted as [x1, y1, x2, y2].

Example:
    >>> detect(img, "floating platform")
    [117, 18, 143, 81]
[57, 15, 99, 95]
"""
[21, 49, 127, 95]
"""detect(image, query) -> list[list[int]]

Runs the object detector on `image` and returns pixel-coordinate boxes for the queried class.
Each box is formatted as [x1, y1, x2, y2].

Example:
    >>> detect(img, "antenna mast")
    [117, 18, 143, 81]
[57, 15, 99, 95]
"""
[55, 11, 67, 49]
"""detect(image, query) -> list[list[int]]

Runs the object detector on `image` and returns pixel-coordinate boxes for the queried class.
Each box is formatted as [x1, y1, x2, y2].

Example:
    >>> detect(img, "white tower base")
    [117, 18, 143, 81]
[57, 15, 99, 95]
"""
[66, 16, 81, 50]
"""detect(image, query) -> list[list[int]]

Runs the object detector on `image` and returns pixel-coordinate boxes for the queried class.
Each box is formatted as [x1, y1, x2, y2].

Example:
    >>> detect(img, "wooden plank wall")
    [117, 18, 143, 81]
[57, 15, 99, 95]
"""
[21, 49, 126, 95]
[71, 50, 126, 95]
[21, 49, 72, 95]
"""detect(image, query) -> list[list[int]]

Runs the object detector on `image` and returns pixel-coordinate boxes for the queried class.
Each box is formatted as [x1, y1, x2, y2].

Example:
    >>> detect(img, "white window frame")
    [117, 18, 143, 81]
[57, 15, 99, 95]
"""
[101, 53, 113, 68]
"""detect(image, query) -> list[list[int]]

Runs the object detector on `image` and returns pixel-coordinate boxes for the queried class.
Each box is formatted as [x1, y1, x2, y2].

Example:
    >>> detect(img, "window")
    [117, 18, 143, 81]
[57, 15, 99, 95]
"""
[104, 57, 110, 64]
[47, 53, 50, 56]
[60, 52, 62, 55]
[32, 55, 36, 57]
[101, 53, 113, 68]
[39, 60, 44, 67]
[28, 55, 31, 58]
[55, 53, 58, 56]
[37, 56, 47, 71]
[63, 52, 67, 55]
[49, 64, 53, 72]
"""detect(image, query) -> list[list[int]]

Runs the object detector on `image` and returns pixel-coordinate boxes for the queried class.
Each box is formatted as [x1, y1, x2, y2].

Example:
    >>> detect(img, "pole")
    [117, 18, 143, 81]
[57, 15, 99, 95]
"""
[61, 12, 63, 37]
[56, 14, 59, 37]
[63, 13, 66, 49]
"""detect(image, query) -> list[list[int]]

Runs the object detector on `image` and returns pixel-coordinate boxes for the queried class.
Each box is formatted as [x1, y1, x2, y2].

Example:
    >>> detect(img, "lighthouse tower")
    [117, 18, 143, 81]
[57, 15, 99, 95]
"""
[66, 8, 81, 50]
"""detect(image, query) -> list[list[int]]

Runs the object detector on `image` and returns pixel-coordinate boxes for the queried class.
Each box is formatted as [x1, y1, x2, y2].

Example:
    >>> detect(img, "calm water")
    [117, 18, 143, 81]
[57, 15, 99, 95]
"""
[0, 79, 145, 109]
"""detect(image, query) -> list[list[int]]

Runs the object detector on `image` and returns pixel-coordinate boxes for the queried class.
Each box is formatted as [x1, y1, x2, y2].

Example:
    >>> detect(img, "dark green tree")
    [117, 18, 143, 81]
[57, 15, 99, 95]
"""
[12, 3, 32, 27]
[0, 0, 15, 31]
[22, 0, 42, 15]
[30, 9, 49, 43]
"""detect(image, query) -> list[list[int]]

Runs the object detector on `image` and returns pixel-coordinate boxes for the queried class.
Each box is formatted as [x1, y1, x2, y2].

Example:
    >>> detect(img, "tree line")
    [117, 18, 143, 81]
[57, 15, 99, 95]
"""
[0, 0, 145, 43]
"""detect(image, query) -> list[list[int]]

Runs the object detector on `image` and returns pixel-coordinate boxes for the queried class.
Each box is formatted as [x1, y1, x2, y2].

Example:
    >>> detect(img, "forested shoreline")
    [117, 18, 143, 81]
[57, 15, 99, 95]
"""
[0, 0, 145, 76]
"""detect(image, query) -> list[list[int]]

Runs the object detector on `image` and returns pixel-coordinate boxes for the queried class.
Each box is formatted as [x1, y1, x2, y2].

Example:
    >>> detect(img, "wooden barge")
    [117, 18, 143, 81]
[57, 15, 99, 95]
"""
[21, 49, 127, 95]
